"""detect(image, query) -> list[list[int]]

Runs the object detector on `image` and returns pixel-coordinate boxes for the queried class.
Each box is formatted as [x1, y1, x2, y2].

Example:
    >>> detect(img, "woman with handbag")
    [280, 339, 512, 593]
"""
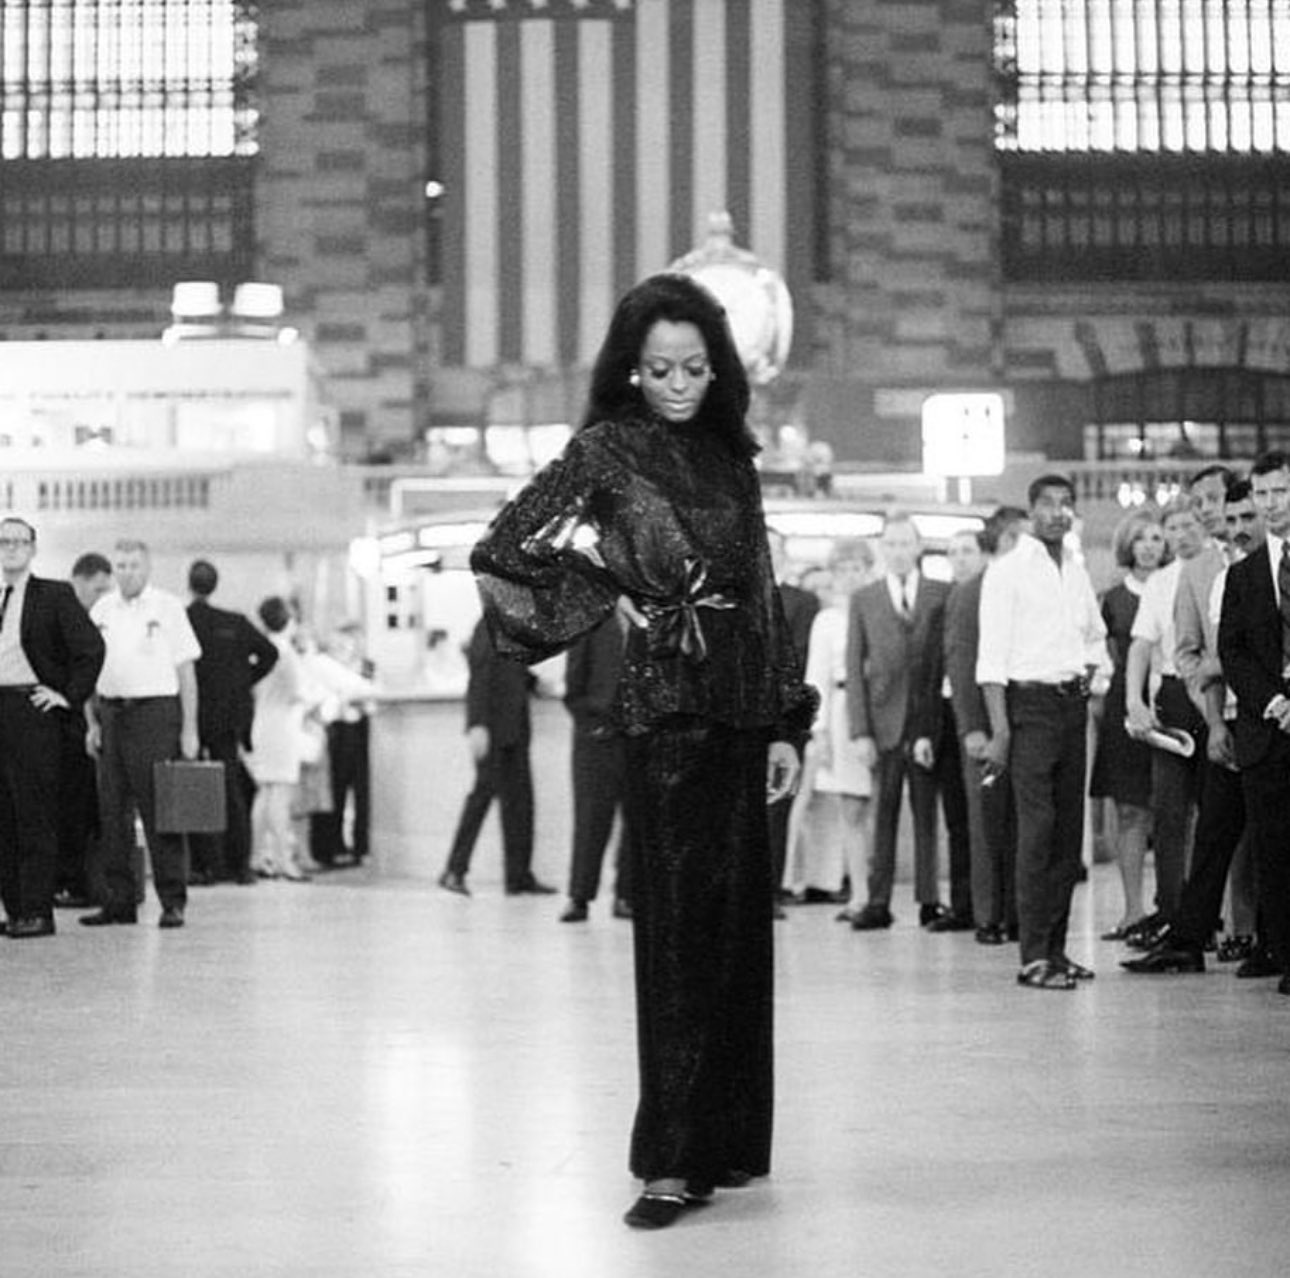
[472, 273, 817, 1229]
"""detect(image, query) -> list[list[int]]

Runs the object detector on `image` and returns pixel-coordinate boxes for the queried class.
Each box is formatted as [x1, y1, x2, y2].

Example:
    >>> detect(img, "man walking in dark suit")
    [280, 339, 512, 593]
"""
[438, 618, 555, 897]
[1216, 451, 1290, 996]
[559, 614, 632, 923]
[186, 560, 279, 884]
[846, 512, 950, 930]
[0, 518, 106, 938]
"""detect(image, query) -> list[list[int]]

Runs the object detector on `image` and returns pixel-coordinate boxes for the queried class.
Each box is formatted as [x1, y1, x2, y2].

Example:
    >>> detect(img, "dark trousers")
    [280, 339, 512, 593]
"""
[56, 711, 100, 900]
[1238, 737, 1290, 974]
[0, 689, 63, 922]
[189, 731, 252, 882]
[1008, 684, 1088, 967]
[98, 697, 187, 913]
[1150, 675, 1206, 915]
[444, 742, 534, 889]
[310, 719, 370, 866]
[567, 729, 630, 905]
[935, 704, 972, 917]
[868, 744, 939, 907]
[962, 741, 1017, 931]
[1171, 757, 1246, 947]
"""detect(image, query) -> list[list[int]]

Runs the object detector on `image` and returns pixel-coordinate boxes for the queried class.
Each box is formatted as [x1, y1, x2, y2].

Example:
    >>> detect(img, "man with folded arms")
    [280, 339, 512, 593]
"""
[977, 476, 1109, 990]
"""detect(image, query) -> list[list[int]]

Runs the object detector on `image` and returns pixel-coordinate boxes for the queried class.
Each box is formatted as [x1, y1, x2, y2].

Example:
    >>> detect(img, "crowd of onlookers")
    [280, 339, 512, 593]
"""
[0, 522, 374, 938]
[433, 454, 1290, 998]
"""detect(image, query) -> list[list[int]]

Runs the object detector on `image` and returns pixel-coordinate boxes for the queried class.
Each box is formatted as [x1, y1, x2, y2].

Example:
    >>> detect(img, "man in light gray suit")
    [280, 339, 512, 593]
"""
[846, 512, 950, 930]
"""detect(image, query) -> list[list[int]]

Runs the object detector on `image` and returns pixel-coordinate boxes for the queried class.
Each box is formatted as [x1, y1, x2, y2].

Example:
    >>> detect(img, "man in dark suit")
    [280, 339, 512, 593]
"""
[186, 560, 279, 884]
[846, 512, 950, 930]
[438, 618, 555, 897]
[0, 518, 106, 937]
[943, 508, 1028, 945]
[559, 614, 632, 923]
[1216, 451, 1290, 995]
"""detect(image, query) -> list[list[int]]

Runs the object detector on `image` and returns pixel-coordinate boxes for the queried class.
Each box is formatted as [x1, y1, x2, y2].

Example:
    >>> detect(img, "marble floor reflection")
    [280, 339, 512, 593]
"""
[2, 864, 1286, 1278]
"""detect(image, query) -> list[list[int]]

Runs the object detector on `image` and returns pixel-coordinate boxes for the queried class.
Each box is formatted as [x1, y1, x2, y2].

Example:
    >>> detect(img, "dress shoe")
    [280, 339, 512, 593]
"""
[927, 910, 974, 933]
[1122, 912, 1167, 950]
[437, 870, 470, 897]
[850, 904, 894, 931]
[1121, 940, 1205, 974]
[1278, 975, 1290, 996]
[559, 900, 589, 923]
[1235, 949, 1281, 979]
[975, 924, 1006, 946]
[1017, 959, 1076, 990]
[506, 878, 557, 896]
[612, 898, 633, 920]
[919, 903, 948, 928]
[1217, 935, 1254, 962]
[79, 907, 138, 927]
[158, 907, 185, 929]
[8, 915, 55, 939]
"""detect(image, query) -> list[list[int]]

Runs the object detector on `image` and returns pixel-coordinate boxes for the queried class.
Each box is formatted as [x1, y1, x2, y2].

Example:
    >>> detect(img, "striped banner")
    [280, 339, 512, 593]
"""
[435, 0, 813, 371]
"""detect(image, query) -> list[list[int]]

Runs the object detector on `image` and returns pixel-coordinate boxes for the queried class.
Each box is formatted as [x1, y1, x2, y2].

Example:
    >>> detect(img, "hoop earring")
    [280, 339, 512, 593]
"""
[628, 370, 641, 388]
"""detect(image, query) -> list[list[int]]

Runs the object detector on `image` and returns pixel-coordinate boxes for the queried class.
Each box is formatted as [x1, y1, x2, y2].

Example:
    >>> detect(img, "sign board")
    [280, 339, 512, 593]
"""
[921, 393, 1006, 478]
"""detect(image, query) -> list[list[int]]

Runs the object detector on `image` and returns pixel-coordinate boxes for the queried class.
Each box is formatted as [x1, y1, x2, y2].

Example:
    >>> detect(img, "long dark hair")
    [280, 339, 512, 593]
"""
[581, 273, 757, 456]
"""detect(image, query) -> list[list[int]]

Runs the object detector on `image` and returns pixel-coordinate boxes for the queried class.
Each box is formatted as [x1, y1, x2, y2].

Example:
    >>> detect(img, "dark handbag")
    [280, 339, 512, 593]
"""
[154, 760, 227, 833]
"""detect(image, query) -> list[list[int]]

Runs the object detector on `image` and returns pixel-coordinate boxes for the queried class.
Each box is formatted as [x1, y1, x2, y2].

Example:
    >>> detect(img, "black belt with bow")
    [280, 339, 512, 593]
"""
[638, 558, 737, 662]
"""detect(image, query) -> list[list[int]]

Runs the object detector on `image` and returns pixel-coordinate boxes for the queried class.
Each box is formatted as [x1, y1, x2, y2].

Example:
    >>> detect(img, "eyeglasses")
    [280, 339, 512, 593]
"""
[0, 538, 34, 548]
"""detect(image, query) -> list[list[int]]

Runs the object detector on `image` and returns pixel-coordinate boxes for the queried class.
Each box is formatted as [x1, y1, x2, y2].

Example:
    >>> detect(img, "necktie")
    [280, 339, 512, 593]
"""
[900, 578, 913, 622]
[1279, 546, 1290, 674]
[0, 585, 10, 632]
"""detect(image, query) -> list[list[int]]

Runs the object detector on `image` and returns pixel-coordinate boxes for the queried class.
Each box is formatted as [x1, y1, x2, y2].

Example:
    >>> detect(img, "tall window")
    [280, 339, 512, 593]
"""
[995, 1, 1290, 153]
[0, 0, 257, 291]
[995, 2, 1290, 281]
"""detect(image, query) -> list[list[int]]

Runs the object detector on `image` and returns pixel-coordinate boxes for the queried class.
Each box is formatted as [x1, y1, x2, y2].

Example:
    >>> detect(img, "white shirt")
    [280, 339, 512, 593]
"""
[884, 572, 918, 617]
[1266, 532, 1288, 607]
[976, 533, 1108, 686]
[0, 571, 38, 685]
[1130, 557, 1185, 678]
[91, 585, 202, 698]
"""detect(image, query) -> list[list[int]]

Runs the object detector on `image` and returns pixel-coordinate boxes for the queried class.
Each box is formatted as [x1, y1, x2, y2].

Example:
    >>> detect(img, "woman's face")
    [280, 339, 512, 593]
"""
[1131, 522, 1165, 570]
[636, 320, 713, 424]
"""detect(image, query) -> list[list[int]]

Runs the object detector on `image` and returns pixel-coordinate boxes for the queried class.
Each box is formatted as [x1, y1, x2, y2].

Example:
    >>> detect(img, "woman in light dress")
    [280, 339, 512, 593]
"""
[247, 596, 317, 881]
[787, 538, 875, 918]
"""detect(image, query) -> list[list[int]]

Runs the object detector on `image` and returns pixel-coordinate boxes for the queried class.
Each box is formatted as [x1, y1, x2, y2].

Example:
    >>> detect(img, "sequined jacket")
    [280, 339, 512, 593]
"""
[471, 413, 817, 739]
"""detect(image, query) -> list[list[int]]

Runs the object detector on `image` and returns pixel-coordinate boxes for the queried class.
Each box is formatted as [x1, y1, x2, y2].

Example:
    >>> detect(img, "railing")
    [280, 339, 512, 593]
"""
[0, 466, 229, 517]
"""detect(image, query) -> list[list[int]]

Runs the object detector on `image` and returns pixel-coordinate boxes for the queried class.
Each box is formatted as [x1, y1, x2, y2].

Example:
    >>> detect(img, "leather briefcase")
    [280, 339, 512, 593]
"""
[154, 760, 227, 834]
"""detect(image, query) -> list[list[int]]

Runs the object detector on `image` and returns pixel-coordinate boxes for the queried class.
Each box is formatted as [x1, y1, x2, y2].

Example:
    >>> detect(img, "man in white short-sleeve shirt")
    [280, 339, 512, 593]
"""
[80, 540, 201, 930]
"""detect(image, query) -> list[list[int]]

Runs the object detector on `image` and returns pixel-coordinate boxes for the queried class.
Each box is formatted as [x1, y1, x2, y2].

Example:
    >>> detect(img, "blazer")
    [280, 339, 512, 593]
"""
[1217, 542, 1287, 769]
[15, 574, 105, 708]
[464, 618, 532, 749]
[846, 574, 949, 752]
[188, 599, 280, 743]
[943, 573, 990, 739]
[778, 582, 820, 667]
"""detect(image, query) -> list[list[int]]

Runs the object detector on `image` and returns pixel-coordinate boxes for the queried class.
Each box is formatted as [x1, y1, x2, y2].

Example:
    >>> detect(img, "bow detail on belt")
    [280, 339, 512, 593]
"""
[640, 557, 736, 662]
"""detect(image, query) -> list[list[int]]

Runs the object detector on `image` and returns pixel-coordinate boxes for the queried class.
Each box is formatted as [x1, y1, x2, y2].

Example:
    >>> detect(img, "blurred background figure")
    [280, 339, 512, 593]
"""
[247, 596, 315, 882]
[789, 538, 875, 920]
[1089, 508, 1164, 938]
[186, 559, 279, 885]
[53, 551, 114, 909]
[559, 614, 632, 923]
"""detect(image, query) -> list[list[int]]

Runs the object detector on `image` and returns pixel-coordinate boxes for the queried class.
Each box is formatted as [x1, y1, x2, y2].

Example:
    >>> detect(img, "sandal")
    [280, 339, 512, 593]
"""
[624, 1192, 691, 1230]
[1016, 959, 1077, 991]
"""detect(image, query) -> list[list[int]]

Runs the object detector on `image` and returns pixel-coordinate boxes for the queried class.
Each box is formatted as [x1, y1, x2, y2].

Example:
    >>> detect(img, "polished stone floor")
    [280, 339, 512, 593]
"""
[2, 864, 1287, 1278]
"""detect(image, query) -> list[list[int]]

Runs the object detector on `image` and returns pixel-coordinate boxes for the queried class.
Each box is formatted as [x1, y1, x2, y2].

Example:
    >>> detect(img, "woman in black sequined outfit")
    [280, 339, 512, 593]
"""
[471, 274, 817, 1229]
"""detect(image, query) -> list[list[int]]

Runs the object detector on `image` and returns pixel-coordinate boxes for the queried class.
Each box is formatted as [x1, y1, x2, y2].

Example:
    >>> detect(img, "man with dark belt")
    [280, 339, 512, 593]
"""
[977, 475, 1110, 990]
[80, 540, 202, 930]
[0, 519, 105, 938]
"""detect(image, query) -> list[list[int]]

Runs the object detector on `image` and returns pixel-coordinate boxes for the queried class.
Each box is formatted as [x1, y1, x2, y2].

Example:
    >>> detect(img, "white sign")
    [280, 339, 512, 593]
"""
[921, 393, 1006, 478]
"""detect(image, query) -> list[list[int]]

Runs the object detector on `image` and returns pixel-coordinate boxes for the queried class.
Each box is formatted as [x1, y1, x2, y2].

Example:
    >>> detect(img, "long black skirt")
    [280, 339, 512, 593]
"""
[624, 720, 774, 1183]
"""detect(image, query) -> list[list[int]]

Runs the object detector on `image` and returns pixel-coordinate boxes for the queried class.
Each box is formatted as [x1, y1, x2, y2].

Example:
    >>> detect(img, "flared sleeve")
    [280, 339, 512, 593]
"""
[471, 435, 620, 665]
